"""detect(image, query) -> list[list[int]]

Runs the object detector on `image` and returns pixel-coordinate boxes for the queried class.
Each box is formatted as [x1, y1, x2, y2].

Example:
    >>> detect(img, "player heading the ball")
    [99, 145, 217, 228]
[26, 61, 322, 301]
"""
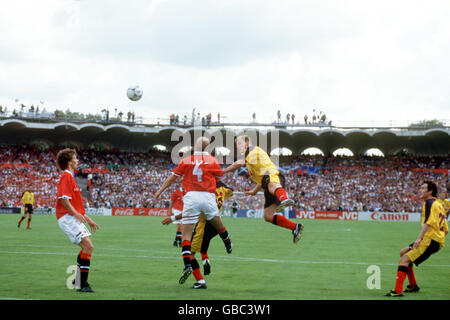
[154, 137, 232, 286]
[223, 135, 303, 244]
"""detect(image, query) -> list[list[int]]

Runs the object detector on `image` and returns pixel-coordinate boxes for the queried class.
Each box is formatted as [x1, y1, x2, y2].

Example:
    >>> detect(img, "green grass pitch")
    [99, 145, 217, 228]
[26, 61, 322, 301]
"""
[1, 214, 449, 300]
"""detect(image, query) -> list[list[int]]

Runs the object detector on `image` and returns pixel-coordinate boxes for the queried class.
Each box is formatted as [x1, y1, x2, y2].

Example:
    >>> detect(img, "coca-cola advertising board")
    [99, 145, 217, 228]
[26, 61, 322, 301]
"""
[112, 207, 169, 216]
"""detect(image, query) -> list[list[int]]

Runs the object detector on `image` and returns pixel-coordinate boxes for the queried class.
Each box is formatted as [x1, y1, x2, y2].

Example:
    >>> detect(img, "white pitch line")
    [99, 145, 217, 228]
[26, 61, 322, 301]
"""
[1, 249, 450, 268]
[0, 297, 40, 300]
[1, 243, 179, 256]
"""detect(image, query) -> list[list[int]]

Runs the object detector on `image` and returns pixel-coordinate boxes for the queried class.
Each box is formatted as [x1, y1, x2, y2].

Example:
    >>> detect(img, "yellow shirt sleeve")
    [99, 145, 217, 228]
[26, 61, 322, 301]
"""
[223, 187, 233, 200]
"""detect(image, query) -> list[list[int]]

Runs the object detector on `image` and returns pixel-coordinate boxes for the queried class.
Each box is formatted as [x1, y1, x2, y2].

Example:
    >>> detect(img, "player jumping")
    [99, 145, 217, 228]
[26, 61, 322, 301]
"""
[155, 137, 232, 286]
[223, 135, 303, 243]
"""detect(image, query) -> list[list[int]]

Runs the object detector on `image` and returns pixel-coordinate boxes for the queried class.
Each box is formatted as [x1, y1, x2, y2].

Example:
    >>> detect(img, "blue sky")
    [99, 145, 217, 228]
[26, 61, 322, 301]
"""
[1, 0, 449, 126]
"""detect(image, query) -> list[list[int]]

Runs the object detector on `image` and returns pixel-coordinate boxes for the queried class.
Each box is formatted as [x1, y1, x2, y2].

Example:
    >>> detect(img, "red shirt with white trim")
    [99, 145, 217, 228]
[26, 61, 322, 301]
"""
[172, 152, 223, 194]
[171, 188, 185, 211]
[56, 170, 85, 219]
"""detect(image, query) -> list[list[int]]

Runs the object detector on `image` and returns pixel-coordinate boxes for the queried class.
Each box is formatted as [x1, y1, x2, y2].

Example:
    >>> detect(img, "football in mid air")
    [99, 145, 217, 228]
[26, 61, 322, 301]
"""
[127, 86, 143, 101]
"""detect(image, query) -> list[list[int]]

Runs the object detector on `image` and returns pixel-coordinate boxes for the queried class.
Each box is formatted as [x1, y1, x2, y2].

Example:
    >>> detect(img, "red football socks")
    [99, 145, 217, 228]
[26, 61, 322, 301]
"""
[407, 265, 417, 287]
[274, 188, 288, 202]
[272, 214, 296, 230]
[201, 252, 209, 261]
[395, 266, 408, 293]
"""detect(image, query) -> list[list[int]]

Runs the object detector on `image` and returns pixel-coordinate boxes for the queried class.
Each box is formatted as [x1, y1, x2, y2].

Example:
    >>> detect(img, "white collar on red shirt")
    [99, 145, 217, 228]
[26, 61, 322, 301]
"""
[64, 169, 73, 176]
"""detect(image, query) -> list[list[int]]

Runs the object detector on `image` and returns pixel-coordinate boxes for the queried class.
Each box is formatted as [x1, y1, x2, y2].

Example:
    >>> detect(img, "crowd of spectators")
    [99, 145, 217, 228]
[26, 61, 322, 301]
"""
[0, 145, 60, 208]
[0, 145, 448, 213]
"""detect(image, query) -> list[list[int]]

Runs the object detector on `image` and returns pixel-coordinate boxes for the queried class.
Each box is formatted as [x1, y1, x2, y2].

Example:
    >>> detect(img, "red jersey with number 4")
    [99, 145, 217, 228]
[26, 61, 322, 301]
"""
[171, 188, 185, 211]
[56, 170, 85, 219]
[172, 152, 223, 194]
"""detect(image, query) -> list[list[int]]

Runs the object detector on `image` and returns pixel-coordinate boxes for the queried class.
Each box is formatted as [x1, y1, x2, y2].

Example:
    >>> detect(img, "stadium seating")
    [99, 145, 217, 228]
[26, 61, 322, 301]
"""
[0, 146, 448, 212]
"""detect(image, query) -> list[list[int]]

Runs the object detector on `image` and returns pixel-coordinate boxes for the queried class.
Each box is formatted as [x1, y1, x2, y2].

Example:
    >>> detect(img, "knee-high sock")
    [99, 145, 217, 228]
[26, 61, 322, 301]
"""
[78, 251, 91, 285]
[190, 258, 204, 282]
[272, 214, 296, 230]
[274, 187, 289, 202]
[181, 240, 192, 268]
[407, 265, 417, 287]
[394, 266, 408, 293]
[217, 227, 230, 243]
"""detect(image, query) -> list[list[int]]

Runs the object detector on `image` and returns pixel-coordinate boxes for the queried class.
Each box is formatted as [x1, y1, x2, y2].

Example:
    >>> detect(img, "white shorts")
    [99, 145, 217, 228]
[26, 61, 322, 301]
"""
[58, 214, 91, 244]
[182, 191, 219, 225]
[172, 209, 182, 225]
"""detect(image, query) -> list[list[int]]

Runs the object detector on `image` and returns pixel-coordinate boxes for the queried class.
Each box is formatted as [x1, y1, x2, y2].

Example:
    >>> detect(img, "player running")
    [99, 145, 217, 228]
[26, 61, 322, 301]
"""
[223, 135, 303, 243]
[385, 181, 448, 297]
[55, 148, 99, 293]
[155, 137, 232, 286]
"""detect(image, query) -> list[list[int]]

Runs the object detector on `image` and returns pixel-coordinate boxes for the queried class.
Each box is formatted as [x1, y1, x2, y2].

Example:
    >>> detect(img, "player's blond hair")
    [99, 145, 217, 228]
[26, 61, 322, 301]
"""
[194, 137, 210, 152]
[236, 135, 252, 145]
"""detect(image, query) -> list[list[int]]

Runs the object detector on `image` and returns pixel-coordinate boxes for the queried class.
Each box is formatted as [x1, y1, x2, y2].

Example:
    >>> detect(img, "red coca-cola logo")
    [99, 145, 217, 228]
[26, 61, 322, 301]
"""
[147, 208, 169, 216]
[112, 207, 169, 216]
[112, 208, 135, 216]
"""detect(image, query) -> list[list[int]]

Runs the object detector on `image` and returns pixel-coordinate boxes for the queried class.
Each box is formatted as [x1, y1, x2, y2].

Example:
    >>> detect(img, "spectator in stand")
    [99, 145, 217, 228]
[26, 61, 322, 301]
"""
[0, 145, 448, 213]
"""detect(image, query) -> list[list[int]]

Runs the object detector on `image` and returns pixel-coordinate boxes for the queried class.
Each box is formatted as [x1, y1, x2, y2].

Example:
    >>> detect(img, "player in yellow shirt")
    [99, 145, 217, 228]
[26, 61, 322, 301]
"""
[18, 188, 35, 229]
[437, 191, 450, 219]
[385, 181, 448, 297]
[223, 135, 303, 243]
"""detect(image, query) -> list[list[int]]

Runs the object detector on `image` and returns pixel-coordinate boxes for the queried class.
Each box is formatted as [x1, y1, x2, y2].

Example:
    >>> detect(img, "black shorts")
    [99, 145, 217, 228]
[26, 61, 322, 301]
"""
[191, 219, 219, 253]
[407, 240, 441, 266]
[262, 173, 285, 209]
[24, 204, 33, 214]
[200, 221, 219, 253]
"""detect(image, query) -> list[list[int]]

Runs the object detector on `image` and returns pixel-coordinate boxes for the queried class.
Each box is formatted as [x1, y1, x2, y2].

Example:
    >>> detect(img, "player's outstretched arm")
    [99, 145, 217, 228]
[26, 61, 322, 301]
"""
[155, 174, 179, 199]
[162, 213, 182, 225]
[245, 184, 262, 196]
[223, 159, 245, 174]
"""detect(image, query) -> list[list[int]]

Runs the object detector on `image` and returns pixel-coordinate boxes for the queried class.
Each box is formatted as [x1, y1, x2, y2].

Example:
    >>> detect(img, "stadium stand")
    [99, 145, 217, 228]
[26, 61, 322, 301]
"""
[1, 145, 448, 212]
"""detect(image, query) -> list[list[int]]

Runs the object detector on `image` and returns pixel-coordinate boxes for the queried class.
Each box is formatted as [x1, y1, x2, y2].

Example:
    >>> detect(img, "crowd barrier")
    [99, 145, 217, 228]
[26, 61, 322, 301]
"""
[0, 207, 21, 214]
[228, 209, 419, 222]
[0, 207, 420, 222]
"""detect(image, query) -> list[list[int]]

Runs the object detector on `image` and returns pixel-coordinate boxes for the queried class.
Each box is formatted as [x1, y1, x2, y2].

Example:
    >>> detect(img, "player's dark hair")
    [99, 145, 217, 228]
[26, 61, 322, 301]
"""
[56, 148, 77, 171]
[423, 180, 438, 197]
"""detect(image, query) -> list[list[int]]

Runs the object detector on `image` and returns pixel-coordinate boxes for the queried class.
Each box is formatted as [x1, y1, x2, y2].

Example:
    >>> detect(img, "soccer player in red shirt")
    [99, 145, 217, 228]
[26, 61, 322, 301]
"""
[155, 137, 232, 285]
[169, 187, 184, 247]
[55, 148, 99, 293]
